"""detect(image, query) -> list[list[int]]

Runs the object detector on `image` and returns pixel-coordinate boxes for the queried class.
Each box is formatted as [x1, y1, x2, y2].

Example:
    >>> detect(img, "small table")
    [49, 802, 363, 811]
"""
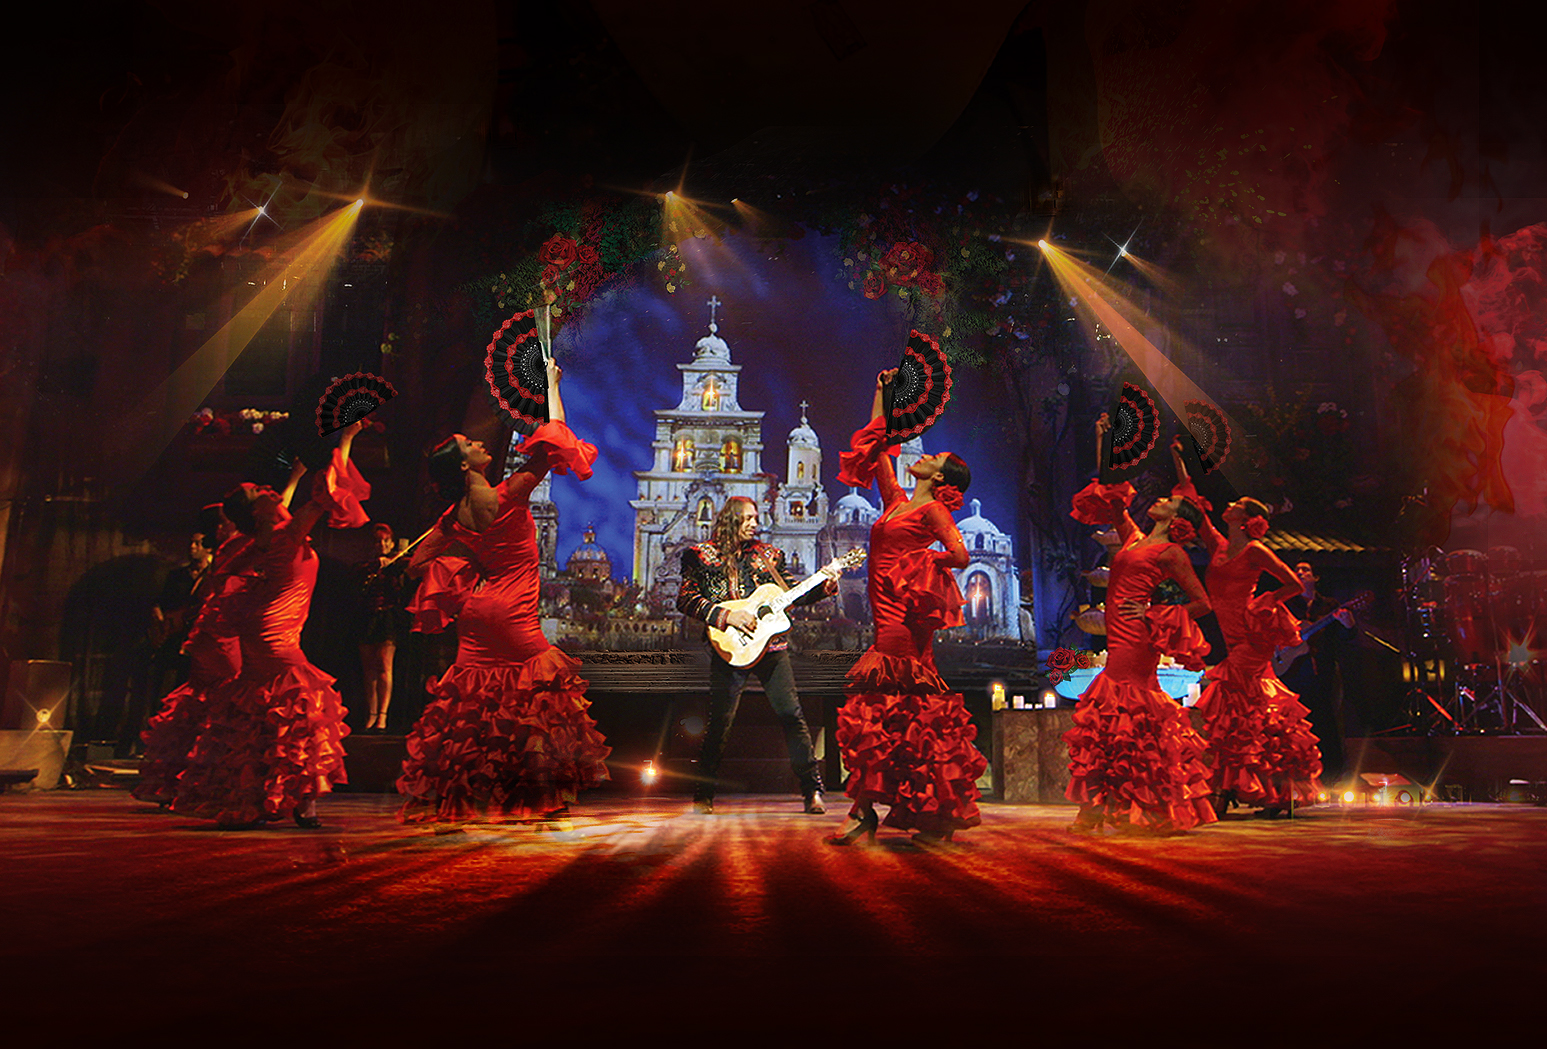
[991, 708, 1075, 804]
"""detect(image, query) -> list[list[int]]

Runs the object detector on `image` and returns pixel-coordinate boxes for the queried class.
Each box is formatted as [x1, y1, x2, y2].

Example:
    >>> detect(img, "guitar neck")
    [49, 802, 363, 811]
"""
[770, 569, 829, 611]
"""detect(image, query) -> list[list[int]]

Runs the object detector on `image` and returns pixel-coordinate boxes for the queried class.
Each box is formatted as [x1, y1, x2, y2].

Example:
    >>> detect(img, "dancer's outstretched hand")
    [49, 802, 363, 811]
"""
[876, 368, 898, 388]
[546, 358, 563, 386]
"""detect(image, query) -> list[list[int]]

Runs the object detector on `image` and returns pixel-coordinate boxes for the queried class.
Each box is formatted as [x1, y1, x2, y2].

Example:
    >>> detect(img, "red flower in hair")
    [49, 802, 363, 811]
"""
[933, 483, 964, 513]
[1168, 517, 1197, 544]
[1246, 515, 1270, 539]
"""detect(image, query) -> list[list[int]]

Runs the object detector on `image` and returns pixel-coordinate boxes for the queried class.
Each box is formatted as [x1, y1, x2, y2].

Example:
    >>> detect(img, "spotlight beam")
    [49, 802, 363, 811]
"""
[110, 201, 365, 491]
[1038, 239, 1252, 490]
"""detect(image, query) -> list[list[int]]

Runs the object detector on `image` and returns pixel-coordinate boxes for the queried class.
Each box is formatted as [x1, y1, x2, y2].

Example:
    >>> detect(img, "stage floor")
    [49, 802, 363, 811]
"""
[3, 792, 1545, 1043]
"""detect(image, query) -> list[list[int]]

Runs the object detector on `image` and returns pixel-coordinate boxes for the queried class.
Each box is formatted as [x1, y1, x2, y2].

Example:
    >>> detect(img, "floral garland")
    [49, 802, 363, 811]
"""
[187, 407, 387, 437]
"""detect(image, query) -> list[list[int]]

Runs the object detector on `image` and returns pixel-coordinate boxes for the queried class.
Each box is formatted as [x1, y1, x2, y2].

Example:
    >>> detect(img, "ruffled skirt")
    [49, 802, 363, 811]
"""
[1064, 671, 1218, 831]
[172, 659, 350, 824]
[836, 649, 986, 835]
[134, 683, 207, 804]
[397, 646, 611, 823]
[1196, 653, 1323, 808]
[135, 637, 240, 804]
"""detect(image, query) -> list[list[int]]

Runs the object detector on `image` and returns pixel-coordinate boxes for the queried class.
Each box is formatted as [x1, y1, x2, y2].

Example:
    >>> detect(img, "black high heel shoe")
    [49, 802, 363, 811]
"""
[293, 808, 322, 829]
[826, 808, 879, 846]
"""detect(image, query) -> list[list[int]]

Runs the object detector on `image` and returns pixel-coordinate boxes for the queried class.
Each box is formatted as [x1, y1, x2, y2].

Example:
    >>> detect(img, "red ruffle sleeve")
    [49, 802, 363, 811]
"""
[518, 421, 598, 479]
[1070, 479, 1136, 526]
[1145, 605, 1210, 670]
[409, 556, 481, 633]
[837, 416, 900, 489]
[315, 446, 371, 528]
[1246, 593, 1304, 649]
[889, 548, 967, 631]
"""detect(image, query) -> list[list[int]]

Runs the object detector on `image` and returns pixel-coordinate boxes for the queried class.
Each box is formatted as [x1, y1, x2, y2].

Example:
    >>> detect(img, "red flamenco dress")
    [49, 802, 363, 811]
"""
[1184, 486, 1323, 808]
[171, 453, 366, 824]
[133, 535, 254, 804]
[1065, 480, 1217, 833]
[833, 417, 986, 836]
[398, 422, 612, 822]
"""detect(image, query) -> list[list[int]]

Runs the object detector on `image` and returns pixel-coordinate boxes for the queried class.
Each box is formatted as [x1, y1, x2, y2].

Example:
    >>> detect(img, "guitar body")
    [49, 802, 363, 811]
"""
[1272, 641, 1310, 678]
[706, 584, 794, 667]
[1273, 591, 1373, 678]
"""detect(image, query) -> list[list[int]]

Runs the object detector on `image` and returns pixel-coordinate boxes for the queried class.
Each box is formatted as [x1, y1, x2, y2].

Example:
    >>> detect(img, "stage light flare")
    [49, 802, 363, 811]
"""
[130, 171, 190, 199]
[1037, 238, 1253, 489]
[113, 200, 365, 488]
[641, 760, 659, 784]
[1343, 790, 1356, 803]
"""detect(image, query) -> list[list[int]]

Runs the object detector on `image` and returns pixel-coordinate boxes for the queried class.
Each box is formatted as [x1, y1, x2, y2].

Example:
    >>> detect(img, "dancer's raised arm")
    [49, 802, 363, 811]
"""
[1171, 436, 1224, 556]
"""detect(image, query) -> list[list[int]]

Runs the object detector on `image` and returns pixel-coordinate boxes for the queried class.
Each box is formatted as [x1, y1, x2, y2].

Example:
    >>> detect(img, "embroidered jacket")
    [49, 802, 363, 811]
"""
[677, 541, 827, 654]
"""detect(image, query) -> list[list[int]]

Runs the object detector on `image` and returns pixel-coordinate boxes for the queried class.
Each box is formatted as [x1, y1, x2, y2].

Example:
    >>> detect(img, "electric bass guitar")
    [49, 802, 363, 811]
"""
[1272, 591, 1373, 677]
[706, 548, 866, 667]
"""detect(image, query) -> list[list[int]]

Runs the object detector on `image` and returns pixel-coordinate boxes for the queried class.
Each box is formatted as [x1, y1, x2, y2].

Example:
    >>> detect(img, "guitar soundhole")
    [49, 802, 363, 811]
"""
[756, 605, 772, 619]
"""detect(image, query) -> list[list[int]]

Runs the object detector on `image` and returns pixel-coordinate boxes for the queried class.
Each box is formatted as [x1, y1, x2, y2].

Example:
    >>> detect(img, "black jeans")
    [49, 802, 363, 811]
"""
[697, 649, 822, 801]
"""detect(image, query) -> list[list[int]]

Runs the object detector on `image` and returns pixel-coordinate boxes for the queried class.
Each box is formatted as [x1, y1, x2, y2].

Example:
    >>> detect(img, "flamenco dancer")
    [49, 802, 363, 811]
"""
[829, 369, 985, 847]
[172, 426, 369, 828]
[134, 463, 308, 807]
[1064, 413, 1216, 836]
[398, 359, 610, 825]
[1170, 439, 1323, 817]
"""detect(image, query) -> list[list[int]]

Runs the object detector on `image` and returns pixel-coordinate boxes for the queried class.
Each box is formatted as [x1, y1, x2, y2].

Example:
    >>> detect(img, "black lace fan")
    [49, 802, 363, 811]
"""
[315, 371, 397, 436]
[1109, 382, 1161, 471]
[485, 307, 550, 435]
[881, 329, 953, 443]
[1183, 399, 1232, 474]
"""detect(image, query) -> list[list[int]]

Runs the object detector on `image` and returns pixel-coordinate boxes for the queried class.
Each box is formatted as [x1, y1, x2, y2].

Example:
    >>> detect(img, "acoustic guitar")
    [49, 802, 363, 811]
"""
[1272, 590, 1373, 677]
[706, 548, 866, 667]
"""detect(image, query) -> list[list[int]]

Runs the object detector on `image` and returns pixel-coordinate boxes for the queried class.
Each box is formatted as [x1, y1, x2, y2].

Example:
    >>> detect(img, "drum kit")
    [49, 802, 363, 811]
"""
[1403, 546, 1547, 733]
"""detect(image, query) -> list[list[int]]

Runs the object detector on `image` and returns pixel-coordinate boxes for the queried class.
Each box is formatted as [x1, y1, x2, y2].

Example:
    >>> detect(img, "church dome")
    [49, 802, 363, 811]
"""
[835, 488, 878, 523]
[956, 498, 1008, 538]
[693, 322, 732, 363]
[566, 525, 612, 580]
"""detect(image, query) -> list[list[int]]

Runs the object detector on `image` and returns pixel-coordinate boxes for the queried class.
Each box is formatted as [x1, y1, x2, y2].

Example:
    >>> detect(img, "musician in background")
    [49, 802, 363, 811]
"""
[1283, 561, 1355, 781]
[353, 522, 416, 732]
[127, 520, 221, 754]
[677, 496, 837, 815]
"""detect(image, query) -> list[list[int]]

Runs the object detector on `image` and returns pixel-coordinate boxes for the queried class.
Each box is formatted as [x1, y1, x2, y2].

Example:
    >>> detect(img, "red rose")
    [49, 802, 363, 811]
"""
[1047, 669, 1064, 684]
[1048, 647, 1077, 671]
[540, 263, 562, 286]
[539, 234, 578, 268]
[862, 272, 887, 299]
[576, 244, 600, 266]
[1075, 651, 1094, 669]
[880, 241, 932, 284]
[914, 271, 945, 297]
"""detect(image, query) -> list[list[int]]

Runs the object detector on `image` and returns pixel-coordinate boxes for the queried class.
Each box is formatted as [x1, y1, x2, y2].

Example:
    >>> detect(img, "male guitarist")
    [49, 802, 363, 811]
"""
[1283, 561, 1355, 780]
[678, 496, 839, 815]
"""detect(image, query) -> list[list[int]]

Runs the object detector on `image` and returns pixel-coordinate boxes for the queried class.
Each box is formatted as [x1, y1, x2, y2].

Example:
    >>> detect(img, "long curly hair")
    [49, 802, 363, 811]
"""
[711, 496, 757, 560]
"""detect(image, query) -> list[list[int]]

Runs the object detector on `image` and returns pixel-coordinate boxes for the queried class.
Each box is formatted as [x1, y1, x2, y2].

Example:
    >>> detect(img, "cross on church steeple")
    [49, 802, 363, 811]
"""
[706, 295, 722, 333]
[800, 399, 809, 423]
